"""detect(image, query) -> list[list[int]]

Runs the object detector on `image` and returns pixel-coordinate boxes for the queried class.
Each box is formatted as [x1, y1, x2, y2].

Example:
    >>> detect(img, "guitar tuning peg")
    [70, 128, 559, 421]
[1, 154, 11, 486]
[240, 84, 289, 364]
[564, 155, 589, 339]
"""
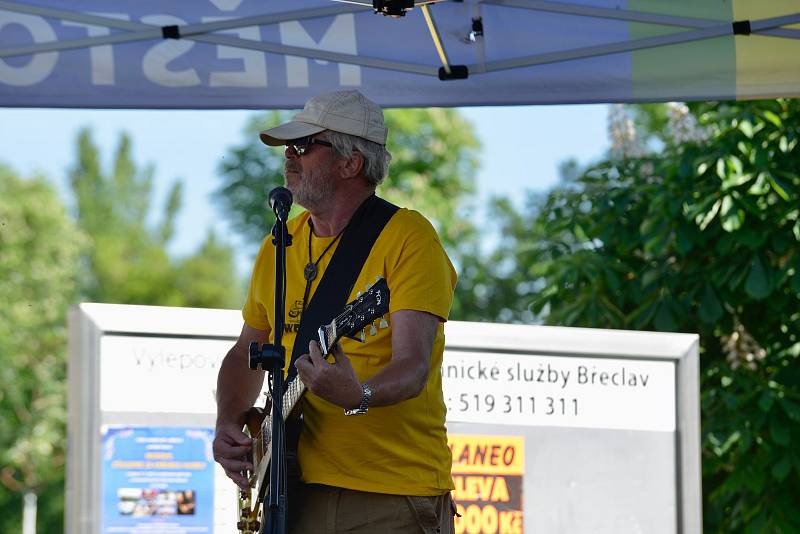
[379, 317, 389, 329]
[357, 291, 362, 298]
[359, 330, 366, 342]
[369, 324, 378, 336]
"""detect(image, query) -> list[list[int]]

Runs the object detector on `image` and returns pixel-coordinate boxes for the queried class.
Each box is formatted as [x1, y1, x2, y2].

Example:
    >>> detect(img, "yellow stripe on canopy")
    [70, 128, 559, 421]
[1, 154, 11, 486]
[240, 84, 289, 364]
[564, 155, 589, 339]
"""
[734, 0, 800, 99]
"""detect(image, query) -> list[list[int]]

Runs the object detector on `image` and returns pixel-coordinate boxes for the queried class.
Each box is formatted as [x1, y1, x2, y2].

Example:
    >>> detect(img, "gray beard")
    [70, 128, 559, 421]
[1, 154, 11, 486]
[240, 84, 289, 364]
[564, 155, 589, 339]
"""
[285, 167, 335, 211]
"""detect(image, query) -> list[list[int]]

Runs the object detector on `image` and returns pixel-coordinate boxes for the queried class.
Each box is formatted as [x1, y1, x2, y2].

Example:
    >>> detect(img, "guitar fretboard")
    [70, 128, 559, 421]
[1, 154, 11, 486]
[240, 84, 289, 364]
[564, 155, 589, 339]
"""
[283, 375, 306, 416]
[258, 374, 307, 452]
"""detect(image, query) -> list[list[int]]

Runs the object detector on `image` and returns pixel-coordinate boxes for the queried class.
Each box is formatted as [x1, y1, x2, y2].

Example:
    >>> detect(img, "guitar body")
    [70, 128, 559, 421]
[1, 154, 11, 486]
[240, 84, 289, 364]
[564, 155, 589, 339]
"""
[238, 407, 266, 534]
[236, 278, 391, 534]
[244, 406, 266, 438]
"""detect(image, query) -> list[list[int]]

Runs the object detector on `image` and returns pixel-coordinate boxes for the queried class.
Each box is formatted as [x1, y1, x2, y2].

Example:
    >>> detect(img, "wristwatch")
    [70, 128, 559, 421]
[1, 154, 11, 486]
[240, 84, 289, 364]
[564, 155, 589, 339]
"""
[344, 382, 373, 416]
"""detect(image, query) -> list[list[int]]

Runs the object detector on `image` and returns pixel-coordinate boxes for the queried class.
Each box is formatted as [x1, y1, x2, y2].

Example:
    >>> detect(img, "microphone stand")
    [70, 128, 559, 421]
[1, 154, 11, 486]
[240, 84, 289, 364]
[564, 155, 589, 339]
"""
[248, 195, 292, 534]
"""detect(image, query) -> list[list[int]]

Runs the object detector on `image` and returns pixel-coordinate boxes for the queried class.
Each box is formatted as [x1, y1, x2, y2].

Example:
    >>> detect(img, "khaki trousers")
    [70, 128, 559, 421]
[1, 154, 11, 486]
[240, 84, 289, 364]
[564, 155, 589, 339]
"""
[289, 484, 456, 534]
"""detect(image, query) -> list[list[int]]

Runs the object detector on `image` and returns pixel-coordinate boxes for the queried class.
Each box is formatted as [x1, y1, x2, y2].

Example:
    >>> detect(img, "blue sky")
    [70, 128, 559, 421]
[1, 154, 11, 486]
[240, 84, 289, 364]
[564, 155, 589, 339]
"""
[0, 104, 610, 274]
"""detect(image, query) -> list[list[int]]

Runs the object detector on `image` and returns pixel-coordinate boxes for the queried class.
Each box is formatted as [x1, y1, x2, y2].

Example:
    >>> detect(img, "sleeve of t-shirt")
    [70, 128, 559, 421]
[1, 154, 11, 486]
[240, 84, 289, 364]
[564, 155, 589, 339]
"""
[387, 211, 457, 322]
[241, 236, 272, 332]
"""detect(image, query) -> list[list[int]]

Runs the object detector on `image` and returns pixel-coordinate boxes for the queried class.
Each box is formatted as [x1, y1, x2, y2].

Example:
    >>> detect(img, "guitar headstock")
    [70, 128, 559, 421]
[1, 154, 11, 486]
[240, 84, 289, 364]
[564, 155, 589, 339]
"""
[317, 277, 390, 355]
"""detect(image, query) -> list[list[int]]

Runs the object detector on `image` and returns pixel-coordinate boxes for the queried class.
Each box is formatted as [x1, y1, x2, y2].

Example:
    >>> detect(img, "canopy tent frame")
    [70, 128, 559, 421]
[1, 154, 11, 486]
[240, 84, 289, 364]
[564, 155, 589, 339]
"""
[2, 0, 799, 81]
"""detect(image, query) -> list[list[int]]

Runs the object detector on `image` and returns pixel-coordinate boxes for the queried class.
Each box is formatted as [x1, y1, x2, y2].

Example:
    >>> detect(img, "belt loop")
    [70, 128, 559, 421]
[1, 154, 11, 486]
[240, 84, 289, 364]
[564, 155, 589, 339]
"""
[406, 495, 440, 534]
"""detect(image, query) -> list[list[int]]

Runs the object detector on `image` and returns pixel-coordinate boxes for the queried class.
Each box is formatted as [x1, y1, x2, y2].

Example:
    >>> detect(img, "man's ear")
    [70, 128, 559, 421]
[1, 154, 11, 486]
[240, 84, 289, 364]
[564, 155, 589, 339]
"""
[340, 151, 364, 180]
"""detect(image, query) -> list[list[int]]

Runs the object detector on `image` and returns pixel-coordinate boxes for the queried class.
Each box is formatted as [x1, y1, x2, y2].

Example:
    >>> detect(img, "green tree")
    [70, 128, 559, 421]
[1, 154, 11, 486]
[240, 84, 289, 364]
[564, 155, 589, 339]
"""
[70, 128, 241, 308]
[216, 109, 480, 260]
[176, 230, 240, 308]
[380, 108, 480, 258]
[450, 195, 540, 322]
[1, 128, 244, 534]
[494, 99, 800, 531]
[0, 166, 84, 533]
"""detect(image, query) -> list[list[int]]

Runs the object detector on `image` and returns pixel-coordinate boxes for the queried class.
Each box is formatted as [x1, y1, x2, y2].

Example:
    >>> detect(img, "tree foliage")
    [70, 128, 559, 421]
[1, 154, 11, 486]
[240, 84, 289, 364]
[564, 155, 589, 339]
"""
[379, 108, 480, 258]
[484, 99, 800, 531]
[216, 109, 480, 261]
[451, 195, 541, 323]
[1, 128, 244, 533]
[0, 166, 84, 533]
[70, 128, 241, 308]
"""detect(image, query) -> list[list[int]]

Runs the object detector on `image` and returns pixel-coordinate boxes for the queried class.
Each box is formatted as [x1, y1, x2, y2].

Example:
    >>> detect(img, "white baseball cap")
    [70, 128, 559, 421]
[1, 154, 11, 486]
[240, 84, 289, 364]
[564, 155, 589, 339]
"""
[259, 90, 388, 146]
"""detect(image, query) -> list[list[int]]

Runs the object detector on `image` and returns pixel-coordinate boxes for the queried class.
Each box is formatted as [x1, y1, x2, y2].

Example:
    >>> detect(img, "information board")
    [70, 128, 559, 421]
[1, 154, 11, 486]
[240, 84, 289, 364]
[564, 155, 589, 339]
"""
[68, 303, 700, 534]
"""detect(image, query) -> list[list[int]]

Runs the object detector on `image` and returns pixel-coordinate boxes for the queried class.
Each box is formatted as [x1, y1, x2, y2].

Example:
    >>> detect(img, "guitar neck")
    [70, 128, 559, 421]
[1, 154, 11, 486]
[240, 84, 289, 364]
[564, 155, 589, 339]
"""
[281, 375, 307, 418]
[253, 376, 307, 469]
[246, 374, 308, 507]
[254, 375, 307, 448]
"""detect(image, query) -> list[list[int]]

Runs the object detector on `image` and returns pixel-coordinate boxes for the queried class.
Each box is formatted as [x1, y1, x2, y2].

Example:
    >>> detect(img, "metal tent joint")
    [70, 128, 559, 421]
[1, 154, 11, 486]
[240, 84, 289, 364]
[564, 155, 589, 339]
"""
[438, 65, 469, 80]
[161, 25, 181, 40]
[732, 20, 752, 35]
[468, 17, 484, 41]
[373, 0, 414, 17]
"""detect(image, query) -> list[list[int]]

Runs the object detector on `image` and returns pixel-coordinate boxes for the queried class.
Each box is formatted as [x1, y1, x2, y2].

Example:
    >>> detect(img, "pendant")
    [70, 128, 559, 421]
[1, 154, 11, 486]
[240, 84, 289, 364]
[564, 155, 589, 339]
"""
[304, 263, 317, 281]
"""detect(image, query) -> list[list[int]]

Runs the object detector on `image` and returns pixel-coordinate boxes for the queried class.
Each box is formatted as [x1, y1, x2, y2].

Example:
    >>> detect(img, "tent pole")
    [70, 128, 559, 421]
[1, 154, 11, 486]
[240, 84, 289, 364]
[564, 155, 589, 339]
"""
[420, 4, 451, 75]
[0, 0, 441, 76]
[484, 0, 800, 40]
[476, 12, 800, 73]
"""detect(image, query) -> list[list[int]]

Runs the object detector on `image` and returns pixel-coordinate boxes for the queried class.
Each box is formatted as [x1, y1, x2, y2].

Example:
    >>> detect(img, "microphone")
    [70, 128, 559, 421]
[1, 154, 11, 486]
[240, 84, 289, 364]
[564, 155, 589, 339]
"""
[269, 186, 292, 221]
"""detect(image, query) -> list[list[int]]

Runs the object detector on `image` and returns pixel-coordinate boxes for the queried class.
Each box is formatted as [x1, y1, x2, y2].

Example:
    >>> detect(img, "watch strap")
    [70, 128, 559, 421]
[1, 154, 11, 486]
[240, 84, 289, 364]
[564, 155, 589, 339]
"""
[344, 382, 373, 416]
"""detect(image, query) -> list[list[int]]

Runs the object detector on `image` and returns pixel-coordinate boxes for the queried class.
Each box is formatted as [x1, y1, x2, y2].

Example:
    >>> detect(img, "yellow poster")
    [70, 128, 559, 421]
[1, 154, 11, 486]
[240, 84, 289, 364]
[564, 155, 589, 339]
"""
[449, 435, 524, 534]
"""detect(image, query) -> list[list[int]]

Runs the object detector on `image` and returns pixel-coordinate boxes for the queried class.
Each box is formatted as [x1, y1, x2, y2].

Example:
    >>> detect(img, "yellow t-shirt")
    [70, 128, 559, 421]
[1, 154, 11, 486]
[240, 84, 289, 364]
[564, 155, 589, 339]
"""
[242, 205, 457, 496]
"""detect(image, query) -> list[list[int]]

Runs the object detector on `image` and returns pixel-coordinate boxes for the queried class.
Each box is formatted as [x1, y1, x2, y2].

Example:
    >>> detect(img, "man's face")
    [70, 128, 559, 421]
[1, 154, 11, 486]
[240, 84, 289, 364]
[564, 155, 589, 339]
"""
[283, 135, 336, 210]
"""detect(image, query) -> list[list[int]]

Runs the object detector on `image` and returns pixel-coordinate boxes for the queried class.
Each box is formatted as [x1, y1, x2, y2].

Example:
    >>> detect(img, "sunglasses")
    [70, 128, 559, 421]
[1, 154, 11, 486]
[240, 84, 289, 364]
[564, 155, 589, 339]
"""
[286, 136, 333, 156]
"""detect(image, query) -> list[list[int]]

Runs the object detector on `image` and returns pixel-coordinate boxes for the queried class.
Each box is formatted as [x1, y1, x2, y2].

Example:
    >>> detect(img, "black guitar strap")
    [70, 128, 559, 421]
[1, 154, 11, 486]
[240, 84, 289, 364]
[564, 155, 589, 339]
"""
[286, 194, 399, 381]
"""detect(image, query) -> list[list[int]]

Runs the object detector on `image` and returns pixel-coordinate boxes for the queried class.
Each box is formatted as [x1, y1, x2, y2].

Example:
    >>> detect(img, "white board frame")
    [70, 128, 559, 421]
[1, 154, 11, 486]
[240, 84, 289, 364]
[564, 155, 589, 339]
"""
[67, 303, 700, 534]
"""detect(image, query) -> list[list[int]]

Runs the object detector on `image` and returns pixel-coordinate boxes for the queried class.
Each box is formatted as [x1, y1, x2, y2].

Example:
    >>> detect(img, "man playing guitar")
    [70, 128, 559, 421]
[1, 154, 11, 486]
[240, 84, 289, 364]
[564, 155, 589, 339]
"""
[213, 90, 457, 533]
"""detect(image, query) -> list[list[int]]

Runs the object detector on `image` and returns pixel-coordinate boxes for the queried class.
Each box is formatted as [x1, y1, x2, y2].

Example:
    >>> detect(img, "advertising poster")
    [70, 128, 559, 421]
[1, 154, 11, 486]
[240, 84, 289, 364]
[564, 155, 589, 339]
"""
[450, 435, 524, 534]
[101, 426, 215, 534]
